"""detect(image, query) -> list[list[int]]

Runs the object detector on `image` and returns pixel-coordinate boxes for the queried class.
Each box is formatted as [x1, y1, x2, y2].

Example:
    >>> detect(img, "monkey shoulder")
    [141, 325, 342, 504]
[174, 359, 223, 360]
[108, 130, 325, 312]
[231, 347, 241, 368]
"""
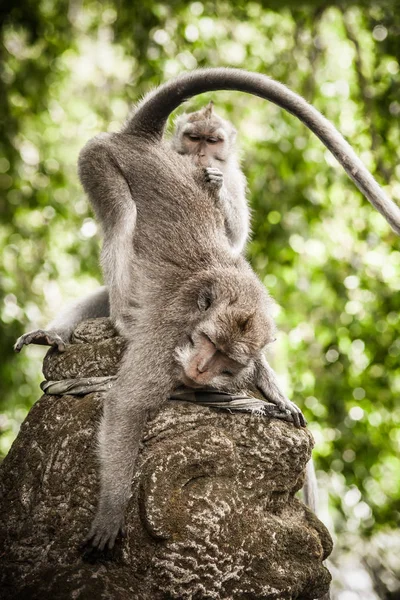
[78, 133, 115, 173]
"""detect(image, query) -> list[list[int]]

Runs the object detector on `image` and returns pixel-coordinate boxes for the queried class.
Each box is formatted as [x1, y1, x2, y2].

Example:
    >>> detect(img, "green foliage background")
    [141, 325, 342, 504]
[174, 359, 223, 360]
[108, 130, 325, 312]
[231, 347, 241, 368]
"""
[1, 0, 399, 547]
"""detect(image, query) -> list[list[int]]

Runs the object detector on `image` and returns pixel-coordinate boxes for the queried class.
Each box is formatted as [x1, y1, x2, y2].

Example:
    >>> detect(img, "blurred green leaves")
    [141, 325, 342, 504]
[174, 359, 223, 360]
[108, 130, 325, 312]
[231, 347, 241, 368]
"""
[1, 0, 400, 535]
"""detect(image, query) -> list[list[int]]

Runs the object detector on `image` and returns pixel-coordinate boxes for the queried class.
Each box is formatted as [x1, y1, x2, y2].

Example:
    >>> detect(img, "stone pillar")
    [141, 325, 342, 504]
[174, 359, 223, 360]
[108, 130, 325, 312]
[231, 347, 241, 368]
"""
[0, 319, 332, 599]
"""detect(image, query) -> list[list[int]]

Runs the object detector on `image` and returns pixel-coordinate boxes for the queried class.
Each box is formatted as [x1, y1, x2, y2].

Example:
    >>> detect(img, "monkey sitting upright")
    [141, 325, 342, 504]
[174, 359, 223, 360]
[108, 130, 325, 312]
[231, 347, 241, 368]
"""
[172, 101, 249, 256]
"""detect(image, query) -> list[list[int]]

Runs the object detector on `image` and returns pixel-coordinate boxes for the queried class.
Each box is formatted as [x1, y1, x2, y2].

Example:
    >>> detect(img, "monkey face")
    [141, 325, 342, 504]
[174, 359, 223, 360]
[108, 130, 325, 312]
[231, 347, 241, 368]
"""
[175, 330, 252, 388]
[172, 104, 236, 165]
[174, 269, 276, 389]
[182, 129, 228, 167]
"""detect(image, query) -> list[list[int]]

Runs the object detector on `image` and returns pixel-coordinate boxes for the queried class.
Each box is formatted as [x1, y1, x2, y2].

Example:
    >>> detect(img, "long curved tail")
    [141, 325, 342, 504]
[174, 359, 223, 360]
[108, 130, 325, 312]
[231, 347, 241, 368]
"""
[126, 67, 400, 235]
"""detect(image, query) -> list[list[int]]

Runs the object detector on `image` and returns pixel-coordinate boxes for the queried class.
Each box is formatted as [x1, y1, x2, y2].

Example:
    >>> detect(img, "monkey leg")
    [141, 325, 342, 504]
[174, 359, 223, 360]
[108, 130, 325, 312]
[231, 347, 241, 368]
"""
[84, 334, 175, 551]
[78, 135, 138, 330]
[254, 354, 307, 428]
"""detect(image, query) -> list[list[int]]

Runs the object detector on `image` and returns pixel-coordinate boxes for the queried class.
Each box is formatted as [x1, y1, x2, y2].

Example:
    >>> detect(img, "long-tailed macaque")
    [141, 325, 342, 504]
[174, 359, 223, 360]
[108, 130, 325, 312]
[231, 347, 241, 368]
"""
[172, 100, 249, 255]
[14, 102, 248, 351]
[14, 69, 400, 552]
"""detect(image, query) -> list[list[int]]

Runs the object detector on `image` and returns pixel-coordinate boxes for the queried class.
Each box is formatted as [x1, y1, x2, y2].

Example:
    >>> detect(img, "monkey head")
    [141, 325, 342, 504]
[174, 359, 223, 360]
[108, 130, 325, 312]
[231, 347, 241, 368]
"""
[174, 267, 276, 390]
[172, 101, 237, 167]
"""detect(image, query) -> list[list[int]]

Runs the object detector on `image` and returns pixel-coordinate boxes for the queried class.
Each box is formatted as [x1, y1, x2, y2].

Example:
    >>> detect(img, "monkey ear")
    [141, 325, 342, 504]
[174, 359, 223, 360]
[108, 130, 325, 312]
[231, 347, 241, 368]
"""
[173, 114, 187, 130]
[238, 314, 253, 333]
[204, 101, 214, 118]
[197, 285, 214, 312]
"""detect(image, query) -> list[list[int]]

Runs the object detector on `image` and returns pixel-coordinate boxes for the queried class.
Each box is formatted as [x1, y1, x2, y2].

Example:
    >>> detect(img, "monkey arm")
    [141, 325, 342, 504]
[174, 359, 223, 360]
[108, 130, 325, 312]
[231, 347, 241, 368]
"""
[254, 354, 306, 428]
[218, 184, 250, 255]
[84, 332, 175, 551]
[78, 136, 137, 330]
[14, 287, 110, 352]
[200, 166, 250, 255]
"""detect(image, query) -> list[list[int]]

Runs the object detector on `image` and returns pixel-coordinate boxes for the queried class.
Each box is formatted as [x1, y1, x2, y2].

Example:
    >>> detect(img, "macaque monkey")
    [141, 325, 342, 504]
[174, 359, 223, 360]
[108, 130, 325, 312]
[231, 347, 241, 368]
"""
[14, 104, 248, 352]
[14, 69, 400, 552]
[172, 101, 249, 255]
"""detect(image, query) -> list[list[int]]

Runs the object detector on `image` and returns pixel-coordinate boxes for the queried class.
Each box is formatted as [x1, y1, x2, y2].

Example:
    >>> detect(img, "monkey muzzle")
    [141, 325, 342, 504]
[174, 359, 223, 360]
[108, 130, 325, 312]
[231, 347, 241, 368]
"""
[193, 151, 209, 168]
[182, 333, 231, 386]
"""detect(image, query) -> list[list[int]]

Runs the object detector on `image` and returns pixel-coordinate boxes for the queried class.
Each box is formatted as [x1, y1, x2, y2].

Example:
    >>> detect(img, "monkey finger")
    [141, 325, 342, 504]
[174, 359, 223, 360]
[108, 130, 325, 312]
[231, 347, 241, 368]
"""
[281, 403, 303, 429]
[287, 401, 307, 428]
[205, 167, 223, 176]
[208, 180, 223, 188]
[97, 534, 108, 552]
[14, 338, 26, 353]
[293, 409, 306, 428]
[205, 171, 223, 178]
[205, 175, 223, 183]
[261, 404, 294, 421]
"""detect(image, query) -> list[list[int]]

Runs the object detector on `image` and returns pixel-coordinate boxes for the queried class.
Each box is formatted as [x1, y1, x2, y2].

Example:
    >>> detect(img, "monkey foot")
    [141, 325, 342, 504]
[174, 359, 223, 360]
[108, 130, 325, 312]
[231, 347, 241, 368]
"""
[14, 330, 66, 353]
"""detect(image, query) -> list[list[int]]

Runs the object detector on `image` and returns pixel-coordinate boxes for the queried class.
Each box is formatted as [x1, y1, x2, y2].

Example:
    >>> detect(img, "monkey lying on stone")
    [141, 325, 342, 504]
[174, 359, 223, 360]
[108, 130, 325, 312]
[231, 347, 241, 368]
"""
[15, 69, 399, 551]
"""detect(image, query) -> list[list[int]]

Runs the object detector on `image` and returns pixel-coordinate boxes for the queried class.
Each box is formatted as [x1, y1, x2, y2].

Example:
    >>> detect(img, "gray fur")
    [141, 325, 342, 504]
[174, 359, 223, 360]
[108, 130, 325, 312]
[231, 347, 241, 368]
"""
[127, 68, 400, 235]
[17, 65, 393, 551]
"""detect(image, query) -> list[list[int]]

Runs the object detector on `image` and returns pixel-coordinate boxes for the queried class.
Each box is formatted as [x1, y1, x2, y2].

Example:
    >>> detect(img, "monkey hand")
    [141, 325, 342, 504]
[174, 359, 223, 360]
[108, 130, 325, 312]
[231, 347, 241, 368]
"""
[204, 167, 224, 191]
[260, 402, 306, 426]
[14, 329, 66, 353]
[83, 505, 126, 552]
[266, 398, 307, 428]
[260, 391, 306, 429]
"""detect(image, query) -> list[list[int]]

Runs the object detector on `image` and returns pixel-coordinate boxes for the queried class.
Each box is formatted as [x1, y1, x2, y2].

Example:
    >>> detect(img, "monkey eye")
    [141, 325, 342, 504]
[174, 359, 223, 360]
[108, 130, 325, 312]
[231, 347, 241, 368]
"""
[207, 137, 219, 144]
[187, 134, 200, 141]
[222, 369, 233, 376]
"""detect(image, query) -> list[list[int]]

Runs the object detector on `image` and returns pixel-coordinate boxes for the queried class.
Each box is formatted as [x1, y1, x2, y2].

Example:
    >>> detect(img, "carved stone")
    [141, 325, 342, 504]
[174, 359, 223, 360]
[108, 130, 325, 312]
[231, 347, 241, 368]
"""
[0, 318, 332, 599]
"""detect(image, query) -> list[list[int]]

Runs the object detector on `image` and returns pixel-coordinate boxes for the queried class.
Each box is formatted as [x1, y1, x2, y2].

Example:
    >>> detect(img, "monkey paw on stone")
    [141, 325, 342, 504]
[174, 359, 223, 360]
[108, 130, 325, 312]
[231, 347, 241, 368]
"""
[262, 394, 306, 429]
[204, 167, 224, 190]
[278, 398, 307, 429]
[258, 383, 307, 428]
[14, 329, 66, 353]
[262, 402, 307, 428]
